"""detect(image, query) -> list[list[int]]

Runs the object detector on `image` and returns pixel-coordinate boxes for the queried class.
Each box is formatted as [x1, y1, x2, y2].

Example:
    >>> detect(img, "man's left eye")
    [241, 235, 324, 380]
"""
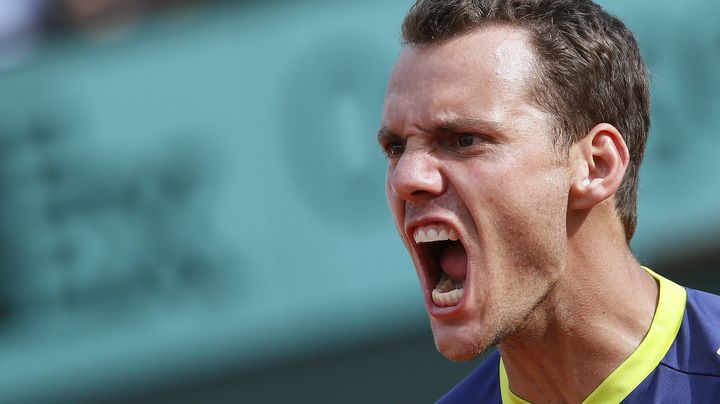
[457, 134, 480, 147]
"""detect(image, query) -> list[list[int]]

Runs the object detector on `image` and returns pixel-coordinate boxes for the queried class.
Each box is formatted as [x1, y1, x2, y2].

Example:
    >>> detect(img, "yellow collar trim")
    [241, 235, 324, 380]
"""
[499, 267, 687, 403]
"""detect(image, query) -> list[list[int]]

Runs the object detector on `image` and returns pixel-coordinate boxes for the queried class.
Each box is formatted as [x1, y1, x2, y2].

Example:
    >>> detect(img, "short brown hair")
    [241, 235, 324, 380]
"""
[402, 0, 650, 241]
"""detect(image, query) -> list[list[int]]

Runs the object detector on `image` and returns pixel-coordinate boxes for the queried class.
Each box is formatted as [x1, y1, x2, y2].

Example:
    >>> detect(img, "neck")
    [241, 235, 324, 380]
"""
[498, 207, 659, 403]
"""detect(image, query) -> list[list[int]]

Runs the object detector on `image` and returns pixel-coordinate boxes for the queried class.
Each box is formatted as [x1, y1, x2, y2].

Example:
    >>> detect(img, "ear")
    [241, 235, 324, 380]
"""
[568, 123, 629, 210]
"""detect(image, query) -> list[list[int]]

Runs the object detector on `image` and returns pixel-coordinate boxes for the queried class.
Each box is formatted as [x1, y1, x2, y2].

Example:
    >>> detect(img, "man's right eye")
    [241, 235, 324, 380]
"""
[385, 142, 406, 158]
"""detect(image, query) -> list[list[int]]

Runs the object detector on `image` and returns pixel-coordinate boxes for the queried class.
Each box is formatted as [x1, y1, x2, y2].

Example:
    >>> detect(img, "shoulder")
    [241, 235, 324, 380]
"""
[685, 287, 720, 328]
[436, 349, 501, 404]
[628, 287, 720, 402]
[665, 287, 720, 375]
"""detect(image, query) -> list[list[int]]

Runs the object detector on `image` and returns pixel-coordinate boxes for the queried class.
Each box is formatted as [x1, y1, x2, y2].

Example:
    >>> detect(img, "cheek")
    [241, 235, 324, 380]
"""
[487, 155, 569, 212]
[501, 169, 569, 233]
[385, 174, 406, 227]
[494, 175, 570, 270]
[458, 163, 569, 253]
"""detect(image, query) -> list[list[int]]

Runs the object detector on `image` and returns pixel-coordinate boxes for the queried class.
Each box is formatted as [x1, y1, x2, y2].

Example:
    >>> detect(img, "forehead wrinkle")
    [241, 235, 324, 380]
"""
[377, 123, 434, 143]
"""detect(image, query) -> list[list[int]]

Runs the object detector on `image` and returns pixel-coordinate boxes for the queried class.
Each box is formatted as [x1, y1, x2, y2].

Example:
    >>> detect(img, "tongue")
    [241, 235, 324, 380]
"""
[440, 241, 468, 281]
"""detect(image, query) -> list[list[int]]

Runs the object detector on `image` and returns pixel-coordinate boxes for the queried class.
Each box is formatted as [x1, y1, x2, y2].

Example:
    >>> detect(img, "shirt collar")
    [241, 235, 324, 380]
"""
[499, 266, 687, 403]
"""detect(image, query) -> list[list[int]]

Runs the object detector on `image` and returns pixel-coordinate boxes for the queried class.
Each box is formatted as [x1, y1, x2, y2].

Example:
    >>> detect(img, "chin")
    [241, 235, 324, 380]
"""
[431, 323, 496, 362]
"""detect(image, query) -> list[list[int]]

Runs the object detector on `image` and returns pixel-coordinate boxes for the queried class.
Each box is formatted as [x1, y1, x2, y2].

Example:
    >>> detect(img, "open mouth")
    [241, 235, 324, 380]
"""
[412, 224, 468, 308]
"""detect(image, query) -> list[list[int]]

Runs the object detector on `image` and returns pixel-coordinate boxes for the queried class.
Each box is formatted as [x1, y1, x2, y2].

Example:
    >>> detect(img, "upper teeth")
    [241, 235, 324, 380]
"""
[413, 225, 459, 243]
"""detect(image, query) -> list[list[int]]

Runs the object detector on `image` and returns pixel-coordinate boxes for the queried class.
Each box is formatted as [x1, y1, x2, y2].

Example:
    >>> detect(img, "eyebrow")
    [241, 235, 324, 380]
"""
[377, 127, 398, 144]
[436, 116, 504, 135]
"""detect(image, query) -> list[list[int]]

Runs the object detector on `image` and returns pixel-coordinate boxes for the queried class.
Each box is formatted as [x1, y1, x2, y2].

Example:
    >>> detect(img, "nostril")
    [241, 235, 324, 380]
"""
[411, 189, 436, 199]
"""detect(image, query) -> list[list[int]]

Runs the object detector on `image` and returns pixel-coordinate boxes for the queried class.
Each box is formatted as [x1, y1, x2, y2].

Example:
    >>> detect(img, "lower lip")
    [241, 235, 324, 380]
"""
[426, 292, 466, 318]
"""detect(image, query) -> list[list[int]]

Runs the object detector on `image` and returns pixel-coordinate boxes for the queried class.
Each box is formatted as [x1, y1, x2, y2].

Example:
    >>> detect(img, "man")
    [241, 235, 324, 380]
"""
[377, 0, 720, 402]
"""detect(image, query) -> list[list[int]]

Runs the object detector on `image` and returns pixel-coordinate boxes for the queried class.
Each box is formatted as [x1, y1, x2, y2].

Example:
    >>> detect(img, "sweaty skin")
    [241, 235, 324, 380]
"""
[380, 26, 658, 403]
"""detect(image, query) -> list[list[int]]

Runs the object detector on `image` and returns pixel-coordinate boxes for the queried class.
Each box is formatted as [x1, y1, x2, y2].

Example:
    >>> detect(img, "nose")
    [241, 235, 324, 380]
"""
[388, 148, 445, 204]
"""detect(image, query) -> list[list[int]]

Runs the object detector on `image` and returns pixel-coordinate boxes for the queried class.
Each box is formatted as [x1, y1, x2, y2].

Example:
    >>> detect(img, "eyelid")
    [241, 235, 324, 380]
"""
[448, 132, 486, 143]
[380, 137, 406, 158]
[445, 132, 492, 153]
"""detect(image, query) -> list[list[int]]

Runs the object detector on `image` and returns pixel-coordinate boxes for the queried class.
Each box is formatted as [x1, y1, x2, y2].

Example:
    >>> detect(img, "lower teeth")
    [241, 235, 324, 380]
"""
[432, 273, 464, 307]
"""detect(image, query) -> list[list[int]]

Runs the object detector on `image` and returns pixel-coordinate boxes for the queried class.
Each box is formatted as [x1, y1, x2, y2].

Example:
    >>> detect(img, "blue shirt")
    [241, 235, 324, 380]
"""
[438, 268, 720, 403]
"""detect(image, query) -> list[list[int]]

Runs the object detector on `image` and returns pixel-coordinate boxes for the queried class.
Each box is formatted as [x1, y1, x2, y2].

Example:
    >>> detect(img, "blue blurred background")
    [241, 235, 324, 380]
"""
[0, 0, 718, 402]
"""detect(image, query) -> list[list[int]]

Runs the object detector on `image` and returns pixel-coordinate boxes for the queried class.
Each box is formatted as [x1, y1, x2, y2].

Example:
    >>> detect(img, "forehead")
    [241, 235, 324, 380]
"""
[383, 25, 540, 129]
[395, 25, 536, 87]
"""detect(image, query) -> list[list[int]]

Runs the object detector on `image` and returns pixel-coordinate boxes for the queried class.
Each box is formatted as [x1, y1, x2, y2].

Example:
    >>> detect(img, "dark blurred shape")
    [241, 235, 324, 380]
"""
[51, 0, 146, 40]
[0, 111, 226, 324]
[0, 0, 209, 72]
[281, 33, 392, 228]
[114, 328, 484, 404]
[46, 0, 202, 41]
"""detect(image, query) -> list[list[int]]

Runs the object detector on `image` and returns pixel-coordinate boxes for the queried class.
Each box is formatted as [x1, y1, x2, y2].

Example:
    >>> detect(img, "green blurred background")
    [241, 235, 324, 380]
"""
[0, 0, 718, 402]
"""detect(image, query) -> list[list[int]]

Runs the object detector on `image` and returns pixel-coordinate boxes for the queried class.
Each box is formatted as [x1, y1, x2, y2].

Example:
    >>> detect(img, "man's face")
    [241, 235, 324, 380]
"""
[379, 26, 572, 360]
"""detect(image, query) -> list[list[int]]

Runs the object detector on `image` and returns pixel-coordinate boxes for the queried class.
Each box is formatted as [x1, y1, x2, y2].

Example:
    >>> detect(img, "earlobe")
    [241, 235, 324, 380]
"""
[568, 124, 629, 210]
